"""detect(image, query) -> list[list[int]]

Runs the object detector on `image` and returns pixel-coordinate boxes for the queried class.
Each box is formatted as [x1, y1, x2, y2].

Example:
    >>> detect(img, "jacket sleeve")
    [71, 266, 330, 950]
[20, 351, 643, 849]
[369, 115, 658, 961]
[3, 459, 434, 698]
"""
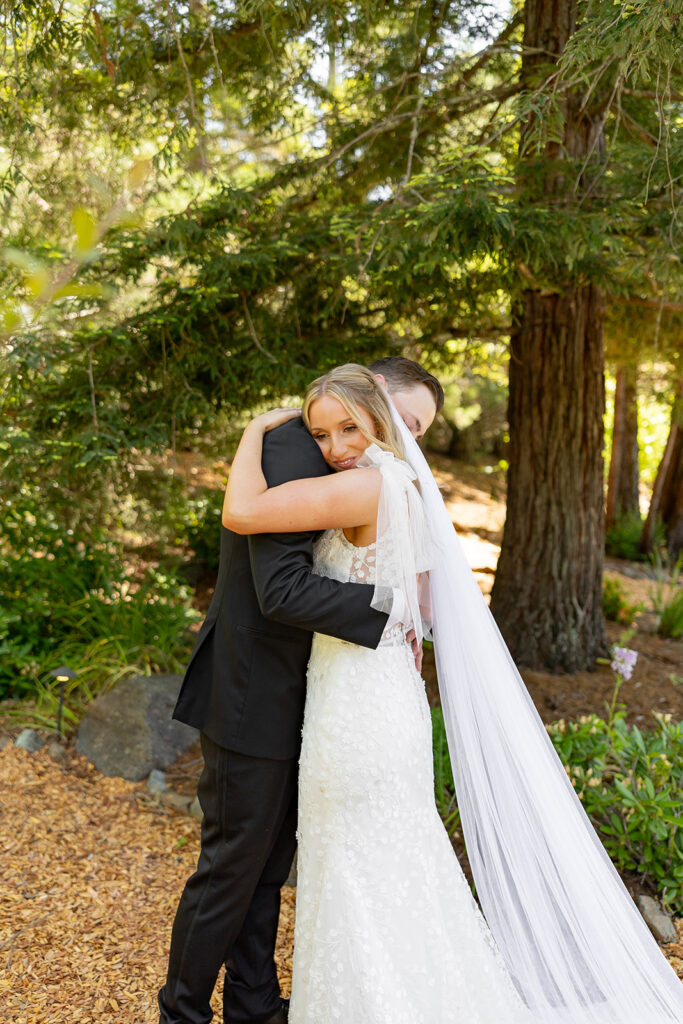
[247, 418, 388, 650]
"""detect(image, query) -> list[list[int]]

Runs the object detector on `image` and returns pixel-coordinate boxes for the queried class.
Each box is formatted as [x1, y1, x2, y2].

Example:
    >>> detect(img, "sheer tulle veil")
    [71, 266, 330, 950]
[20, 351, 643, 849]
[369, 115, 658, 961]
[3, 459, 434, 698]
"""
[384, 398, 683, 1023]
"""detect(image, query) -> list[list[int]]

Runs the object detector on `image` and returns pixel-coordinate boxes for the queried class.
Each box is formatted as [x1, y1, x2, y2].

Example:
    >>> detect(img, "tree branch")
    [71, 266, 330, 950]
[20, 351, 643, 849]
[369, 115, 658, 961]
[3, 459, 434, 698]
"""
[622, 297, 683, 314]
[241, 292, 277, 362]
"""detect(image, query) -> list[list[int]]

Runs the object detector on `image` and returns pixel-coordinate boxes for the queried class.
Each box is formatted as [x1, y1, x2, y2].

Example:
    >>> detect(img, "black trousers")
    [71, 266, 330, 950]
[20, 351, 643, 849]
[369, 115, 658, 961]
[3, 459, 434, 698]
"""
[158, 733, 298, 1024]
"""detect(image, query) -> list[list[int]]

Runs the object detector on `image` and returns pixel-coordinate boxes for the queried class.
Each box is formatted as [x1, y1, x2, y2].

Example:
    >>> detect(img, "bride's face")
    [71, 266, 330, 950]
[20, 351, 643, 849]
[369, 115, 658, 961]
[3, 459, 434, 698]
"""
[307, 395, 376, 471]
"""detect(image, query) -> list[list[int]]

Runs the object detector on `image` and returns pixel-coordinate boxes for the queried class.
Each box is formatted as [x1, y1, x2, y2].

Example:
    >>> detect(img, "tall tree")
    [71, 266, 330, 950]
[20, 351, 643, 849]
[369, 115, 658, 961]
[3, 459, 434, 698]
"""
[490, 0, 609, 671]
[642, 381, 683, 560]
[2, 1, 682, 666]
[606, 365, 640, 530]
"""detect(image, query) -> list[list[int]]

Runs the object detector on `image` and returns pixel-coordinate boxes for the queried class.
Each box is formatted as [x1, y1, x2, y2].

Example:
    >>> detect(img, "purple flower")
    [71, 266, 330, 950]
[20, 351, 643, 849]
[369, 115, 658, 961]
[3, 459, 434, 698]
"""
[610, 646, 638, 681]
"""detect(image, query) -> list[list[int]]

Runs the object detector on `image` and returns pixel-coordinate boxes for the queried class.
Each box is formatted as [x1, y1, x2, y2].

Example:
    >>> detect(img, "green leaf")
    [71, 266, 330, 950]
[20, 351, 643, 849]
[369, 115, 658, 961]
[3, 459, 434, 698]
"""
[72, 208, 97, 255]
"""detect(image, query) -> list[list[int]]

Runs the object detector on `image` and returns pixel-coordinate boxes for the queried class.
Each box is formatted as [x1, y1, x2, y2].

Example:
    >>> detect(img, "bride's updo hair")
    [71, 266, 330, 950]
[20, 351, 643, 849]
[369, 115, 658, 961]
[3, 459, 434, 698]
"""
[302, 363, 406, 461]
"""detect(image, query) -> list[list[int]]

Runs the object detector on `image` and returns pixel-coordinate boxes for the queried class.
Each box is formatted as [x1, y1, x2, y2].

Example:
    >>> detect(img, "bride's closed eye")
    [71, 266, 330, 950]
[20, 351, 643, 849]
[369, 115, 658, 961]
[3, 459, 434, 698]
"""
[312, 425, 359, 441]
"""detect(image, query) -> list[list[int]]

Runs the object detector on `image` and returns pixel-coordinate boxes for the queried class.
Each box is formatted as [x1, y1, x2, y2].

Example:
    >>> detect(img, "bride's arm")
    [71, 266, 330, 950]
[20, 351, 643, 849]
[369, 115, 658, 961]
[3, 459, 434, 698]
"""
[223, 412, 380, 535]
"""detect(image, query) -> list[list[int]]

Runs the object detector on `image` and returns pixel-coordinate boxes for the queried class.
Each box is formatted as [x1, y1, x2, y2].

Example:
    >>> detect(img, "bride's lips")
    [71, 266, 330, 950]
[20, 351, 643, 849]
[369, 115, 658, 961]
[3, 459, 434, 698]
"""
[333, 456, 358, 470]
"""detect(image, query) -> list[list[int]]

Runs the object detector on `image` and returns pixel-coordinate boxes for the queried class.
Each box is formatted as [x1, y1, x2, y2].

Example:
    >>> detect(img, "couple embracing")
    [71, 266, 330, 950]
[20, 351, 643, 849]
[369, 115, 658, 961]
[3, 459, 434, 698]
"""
[158, 359, 683, 1024]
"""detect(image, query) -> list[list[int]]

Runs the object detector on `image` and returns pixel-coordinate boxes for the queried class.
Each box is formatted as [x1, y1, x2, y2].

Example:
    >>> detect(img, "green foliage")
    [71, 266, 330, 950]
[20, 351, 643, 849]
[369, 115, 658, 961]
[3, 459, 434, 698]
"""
[547, 712, 683, 915]
[650, 557, 683, 639]
[431, 707, 461, 838]
[605, 510, 665, 562]
[180, 494, 223, 570]
[432, 705, 683, 913]
[0, 493, 200, 713]
[602, 576, 642, 625]
[657, 591, 683, 640]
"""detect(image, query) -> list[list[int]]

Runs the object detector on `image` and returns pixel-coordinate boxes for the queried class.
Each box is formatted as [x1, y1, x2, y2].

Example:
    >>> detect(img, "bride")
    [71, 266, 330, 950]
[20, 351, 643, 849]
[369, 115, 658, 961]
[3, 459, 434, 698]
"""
[223, 364, 683, 1024]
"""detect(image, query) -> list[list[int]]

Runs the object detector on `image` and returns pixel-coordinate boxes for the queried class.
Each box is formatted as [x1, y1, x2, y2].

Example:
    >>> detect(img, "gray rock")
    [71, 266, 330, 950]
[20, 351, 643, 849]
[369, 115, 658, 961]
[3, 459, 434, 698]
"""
[188, 795, 203, 822]
[0, 734, 10, 751]
[147, 769, 168, 794]
[637, 895, 677, 944]
[47, 740, 67, 761]
[76, 674, 198, 781]
[160, 790, 193, 814]
[15, 728, 45, 752]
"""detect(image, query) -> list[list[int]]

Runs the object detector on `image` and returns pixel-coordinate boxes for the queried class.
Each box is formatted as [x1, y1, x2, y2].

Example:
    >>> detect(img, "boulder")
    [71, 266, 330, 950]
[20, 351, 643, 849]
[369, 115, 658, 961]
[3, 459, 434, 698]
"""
[637, 895, 678, 945]
[76, 674, 198, 781]
[160, 790, 193, 814]
[147, 769, 168, 795]
[188, 795, 204, 822]
[15, 728, 45, 752]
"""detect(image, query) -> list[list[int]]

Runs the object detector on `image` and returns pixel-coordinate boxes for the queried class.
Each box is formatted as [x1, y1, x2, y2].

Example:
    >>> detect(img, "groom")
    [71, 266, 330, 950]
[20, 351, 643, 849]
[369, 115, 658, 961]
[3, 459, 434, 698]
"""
[158, 357, 444, 1024]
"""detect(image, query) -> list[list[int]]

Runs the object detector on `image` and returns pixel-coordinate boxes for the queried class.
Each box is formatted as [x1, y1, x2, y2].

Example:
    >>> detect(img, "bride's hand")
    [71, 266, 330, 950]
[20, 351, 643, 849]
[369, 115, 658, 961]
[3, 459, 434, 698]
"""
[251, 408, 302, 433]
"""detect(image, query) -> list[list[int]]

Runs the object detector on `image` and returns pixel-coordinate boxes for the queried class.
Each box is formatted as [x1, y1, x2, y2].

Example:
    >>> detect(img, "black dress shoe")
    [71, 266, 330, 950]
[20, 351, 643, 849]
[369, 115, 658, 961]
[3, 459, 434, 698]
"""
[252, 998, 289, 1024]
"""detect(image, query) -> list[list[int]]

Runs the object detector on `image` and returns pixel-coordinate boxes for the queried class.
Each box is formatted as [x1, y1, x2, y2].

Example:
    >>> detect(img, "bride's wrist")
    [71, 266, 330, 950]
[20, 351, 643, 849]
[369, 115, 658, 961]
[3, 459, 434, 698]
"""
[246, 418, 267, 438]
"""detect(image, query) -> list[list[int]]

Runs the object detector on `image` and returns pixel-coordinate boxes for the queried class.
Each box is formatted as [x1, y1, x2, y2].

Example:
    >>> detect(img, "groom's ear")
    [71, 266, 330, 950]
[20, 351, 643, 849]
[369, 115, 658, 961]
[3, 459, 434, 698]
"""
[374, 373, 388, 390]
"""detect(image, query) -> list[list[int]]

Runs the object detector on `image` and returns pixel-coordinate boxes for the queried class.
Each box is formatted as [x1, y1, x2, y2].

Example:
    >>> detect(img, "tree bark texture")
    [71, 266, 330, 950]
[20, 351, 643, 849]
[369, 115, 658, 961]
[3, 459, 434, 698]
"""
[642, 382, 683, 560]
[491, 289, 607, 670]
[490, 0, 608, 670]
[606, 366, 640, 529]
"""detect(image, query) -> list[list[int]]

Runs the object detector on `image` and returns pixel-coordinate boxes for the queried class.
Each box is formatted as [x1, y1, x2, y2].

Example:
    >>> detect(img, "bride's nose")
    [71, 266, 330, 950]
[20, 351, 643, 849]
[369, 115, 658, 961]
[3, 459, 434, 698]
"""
[329, 434, 347, 459]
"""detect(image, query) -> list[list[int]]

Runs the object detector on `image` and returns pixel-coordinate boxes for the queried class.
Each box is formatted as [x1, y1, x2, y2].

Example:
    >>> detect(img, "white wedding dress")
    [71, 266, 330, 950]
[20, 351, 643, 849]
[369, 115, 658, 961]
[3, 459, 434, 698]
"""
[288, 435, 683, 1024]
[288, 526, 533, 1024]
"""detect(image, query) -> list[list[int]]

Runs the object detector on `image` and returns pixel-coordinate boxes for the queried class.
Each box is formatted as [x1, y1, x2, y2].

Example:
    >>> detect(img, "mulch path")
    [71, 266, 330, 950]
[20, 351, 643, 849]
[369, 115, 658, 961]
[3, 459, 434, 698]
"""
[1, 743, 682, 1024]
[0, 744, 294, 1024]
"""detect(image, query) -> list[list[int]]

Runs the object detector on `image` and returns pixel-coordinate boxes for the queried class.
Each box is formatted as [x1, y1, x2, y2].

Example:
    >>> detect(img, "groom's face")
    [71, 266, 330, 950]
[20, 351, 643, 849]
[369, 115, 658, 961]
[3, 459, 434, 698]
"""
[383, 382, 437, 441]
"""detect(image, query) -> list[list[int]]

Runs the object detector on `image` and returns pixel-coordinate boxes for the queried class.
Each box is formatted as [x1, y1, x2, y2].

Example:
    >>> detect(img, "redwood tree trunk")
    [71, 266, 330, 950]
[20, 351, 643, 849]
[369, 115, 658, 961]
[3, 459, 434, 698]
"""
[491, 289, 607, 670]
[606, 365, 640, 529]
[489, 0, 608, 670]
[642, 382, 683, 559]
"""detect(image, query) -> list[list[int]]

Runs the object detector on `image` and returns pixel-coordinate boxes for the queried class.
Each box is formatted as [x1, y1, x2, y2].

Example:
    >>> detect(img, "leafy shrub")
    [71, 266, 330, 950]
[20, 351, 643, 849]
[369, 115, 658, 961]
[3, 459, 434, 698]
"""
[657, 590, 683, 640]
[547, 712, 683, 914]
[432, 707, 460, 836]
[605, 510, 665, 562]
[0, 497, 200, 713]
[177, 492, 223, 570]
[650, 557, 683, 639]
[431, 706, 683, 914]
[602, 576, 642, 624]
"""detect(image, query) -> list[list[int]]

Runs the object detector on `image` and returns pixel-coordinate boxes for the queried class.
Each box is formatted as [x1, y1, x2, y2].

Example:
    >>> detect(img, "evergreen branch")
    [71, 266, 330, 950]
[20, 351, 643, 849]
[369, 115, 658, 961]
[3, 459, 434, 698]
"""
[623, 298, 683, 314]
[166, 0, 208, 174]
[623, 88, 683, 102]
[241, 292, 277, 363]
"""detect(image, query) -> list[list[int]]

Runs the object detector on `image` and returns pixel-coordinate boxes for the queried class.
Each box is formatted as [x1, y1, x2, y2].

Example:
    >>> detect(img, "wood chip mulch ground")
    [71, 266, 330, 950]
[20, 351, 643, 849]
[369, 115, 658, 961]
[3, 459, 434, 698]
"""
[1, 743, 681, 1024]
[0, 744, 294, 1024]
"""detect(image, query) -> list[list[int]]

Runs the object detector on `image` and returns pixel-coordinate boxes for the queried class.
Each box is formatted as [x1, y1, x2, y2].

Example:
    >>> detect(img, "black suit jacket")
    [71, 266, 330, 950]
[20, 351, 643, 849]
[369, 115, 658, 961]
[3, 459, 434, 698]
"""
[172, 417, 388, 759]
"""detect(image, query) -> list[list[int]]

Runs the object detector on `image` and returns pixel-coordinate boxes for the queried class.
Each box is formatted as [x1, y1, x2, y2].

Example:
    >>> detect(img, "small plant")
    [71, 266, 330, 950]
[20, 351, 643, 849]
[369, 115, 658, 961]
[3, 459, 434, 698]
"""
[431, 649, 683, 915]
[431, 707, 461, 837]
[547, 709, 683, 916]
[650, 554, 683, 639]
[607, 644, 638, 727]
[605, 510, 665, 562]
[548, 647, 683, 915]
[602, 576, 642, 625]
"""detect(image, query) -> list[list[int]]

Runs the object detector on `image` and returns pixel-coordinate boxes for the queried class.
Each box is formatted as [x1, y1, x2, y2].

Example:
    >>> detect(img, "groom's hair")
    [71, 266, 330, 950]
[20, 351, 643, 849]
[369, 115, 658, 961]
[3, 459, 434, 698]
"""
[368, 356, 445, 413]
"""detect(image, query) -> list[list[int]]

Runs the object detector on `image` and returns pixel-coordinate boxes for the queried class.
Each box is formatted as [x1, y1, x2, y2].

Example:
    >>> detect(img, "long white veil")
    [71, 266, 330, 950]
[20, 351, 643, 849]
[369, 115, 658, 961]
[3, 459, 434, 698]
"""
[388, 401, 683, 1023]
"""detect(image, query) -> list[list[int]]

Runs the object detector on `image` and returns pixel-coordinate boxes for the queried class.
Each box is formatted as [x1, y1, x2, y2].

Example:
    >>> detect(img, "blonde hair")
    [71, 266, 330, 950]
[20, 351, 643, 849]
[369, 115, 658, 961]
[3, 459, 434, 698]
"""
[302, 363, 405, 461]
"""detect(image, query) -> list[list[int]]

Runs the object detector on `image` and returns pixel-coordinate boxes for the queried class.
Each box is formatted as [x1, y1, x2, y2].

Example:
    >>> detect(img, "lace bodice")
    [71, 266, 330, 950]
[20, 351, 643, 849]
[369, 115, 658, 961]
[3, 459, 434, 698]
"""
[313, 529, 405, 646]
[313, 528, 377, 584]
